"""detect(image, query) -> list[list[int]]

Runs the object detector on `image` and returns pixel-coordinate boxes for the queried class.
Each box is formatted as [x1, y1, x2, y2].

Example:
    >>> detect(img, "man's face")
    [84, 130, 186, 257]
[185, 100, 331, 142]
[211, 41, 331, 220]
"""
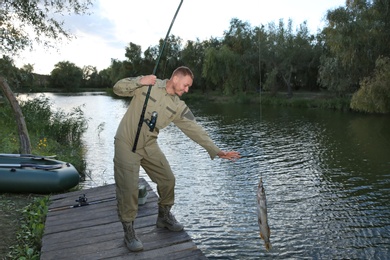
[173, 75, 193, 96]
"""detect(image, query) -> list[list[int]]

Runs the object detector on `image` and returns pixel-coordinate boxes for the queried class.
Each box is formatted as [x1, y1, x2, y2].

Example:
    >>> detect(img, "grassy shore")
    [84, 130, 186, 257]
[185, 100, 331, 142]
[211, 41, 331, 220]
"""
[0, 194, 48, 259]
[0, 96, 87, 259]
[181, 90, 351, 112]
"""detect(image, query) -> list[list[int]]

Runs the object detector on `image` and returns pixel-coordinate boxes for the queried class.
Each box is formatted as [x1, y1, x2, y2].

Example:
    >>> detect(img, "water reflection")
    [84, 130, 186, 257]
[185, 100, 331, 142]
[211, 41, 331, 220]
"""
[19, 93, 390, 259]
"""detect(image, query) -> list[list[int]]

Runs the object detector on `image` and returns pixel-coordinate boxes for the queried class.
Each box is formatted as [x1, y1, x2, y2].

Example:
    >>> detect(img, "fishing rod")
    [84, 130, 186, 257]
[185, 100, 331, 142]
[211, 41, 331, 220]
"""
[48, 194, 117, 212]
[132, 0, 184, 152]
[48, 184, 149, 212]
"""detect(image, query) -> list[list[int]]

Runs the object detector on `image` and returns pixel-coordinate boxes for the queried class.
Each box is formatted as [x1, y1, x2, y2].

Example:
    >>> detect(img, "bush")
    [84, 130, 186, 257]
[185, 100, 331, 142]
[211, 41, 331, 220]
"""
[351, 56, 390, 114]
[0, 95, 88, 174]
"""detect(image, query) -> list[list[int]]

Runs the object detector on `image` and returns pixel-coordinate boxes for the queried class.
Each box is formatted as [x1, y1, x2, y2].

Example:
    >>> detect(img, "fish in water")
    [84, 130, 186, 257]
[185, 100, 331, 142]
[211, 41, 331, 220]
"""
[257, 177, 272, 251]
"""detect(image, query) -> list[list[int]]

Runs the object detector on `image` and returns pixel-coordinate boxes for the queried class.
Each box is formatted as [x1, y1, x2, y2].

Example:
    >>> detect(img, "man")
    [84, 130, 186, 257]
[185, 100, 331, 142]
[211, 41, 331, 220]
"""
[113, 66, 240, 252]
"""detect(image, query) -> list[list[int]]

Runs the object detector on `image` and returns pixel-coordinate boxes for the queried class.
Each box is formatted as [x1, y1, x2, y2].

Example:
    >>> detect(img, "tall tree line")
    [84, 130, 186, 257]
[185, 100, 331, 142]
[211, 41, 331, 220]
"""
[2, 0, 390, 112]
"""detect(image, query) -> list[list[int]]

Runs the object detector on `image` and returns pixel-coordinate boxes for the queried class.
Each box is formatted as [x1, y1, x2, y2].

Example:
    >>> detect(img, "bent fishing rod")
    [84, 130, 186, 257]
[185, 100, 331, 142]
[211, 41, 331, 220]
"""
[132, 0, 184, 152]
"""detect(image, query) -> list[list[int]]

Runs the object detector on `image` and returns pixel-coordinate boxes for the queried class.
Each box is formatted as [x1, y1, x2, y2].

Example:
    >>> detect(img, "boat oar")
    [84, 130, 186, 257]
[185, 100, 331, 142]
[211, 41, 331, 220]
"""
[0, 153, 57, 159]
[0, 163, 63, 170]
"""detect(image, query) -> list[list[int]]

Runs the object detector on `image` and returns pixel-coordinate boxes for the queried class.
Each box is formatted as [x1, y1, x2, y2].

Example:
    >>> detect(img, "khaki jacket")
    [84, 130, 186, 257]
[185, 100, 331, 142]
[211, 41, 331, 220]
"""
[113, 77, 221, 159]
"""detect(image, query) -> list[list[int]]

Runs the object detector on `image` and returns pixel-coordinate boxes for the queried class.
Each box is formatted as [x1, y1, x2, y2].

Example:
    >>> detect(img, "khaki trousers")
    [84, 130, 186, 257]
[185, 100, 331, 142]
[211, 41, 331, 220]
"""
[114, 138, 175, 222]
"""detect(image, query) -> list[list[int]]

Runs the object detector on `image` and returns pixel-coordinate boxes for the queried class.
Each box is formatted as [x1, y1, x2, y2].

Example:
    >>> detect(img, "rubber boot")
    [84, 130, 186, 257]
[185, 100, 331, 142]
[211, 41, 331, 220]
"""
[122, 221, 143, 252]
[156, 205, 184, 231]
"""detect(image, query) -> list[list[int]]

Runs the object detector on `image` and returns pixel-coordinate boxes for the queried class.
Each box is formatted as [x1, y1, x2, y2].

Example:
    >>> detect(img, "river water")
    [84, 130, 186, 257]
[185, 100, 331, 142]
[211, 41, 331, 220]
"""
[24, 92, 390, 259]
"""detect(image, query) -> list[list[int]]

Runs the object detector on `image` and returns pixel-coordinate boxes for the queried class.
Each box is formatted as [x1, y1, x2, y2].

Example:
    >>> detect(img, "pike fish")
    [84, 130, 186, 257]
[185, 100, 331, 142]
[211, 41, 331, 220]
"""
[257, 177, 272, 251]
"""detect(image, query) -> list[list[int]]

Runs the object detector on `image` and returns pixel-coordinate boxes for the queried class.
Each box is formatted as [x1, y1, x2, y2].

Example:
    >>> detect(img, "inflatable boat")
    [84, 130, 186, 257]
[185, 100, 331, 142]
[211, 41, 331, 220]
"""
[0, 154, 80, 194]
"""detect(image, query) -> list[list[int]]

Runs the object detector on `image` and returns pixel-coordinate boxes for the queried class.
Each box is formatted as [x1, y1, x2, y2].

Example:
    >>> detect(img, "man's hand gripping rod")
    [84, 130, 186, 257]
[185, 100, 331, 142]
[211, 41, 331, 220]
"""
[132, 0, 184, 152]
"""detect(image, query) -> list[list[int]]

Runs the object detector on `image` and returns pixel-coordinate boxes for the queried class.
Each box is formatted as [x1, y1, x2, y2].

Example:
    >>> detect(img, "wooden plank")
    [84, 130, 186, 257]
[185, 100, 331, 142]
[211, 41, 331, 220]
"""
[42, 228, 196, 259]
[48, 179, 153, 209]
[40, 178, 207, 259]
[44, 201, 159, 235]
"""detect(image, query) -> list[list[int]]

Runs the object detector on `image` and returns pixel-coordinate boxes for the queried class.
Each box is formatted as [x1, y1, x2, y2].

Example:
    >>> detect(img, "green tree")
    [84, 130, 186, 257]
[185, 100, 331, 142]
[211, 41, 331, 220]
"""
[124, 42, 143, 76]
[156, 35, 183, 78]
[50, 61, 83, 91]
[98, 68, 113, 88]
[0, 0, 92, 153]
[110, 59, 130, 84]
[223, 18, 258, 93]
[202, 46, 224, 91]
[19, 64, 35, 90]
[319, 0, 390, 95]
[351, 56, 390, 113]
[293, 23, 322, 92]
[263, 19, 318, 97]
[1, 0, 92, 54]
[82, 65, 101, 88]
[142, 45, 159, 75]
[0, 56, 20, 87]
[203, 44, 245, 95]
[203, 18, 257, 94]
[181, 39, 206, 90]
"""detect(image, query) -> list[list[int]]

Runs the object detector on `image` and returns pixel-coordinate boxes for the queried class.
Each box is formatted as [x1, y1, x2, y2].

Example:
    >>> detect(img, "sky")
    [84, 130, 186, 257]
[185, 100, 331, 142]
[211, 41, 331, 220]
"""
[14, 0, 346, 75]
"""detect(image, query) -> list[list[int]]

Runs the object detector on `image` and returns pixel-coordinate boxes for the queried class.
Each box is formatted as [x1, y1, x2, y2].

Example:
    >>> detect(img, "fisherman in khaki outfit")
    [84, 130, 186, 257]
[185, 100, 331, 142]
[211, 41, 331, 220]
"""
[113, 66, 240, 252]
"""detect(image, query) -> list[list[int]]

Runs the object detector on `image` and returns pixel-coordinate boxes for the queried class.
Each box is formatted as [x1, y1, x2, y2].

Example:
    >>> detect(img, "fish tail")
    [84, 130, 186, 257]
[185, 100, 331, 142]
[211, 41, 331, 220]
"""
[265, 242, 272, 251]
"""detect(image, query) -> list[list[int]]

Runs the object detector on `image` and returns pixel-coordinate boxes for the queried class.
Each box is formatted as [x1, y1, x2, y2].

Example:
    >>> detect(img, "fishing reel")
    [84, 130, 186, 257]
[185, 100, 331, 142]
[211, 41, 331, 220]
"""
[75, 194, 88, 207]
[144, 111, 158, 132]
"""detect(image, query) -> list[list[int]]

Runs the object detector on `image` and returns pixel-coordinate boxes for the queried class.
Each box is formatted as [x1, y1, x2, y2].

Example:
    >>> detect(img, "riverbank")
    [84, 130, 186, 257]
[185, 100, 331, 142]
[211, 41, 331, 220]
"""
[182, 90, 351, 112]
[0, 194, 48, 259]
[0, 96, 87, 259]
[106, 87, 352, 112]
[6, 88, 352, 112]
[0, 194, 35, 258]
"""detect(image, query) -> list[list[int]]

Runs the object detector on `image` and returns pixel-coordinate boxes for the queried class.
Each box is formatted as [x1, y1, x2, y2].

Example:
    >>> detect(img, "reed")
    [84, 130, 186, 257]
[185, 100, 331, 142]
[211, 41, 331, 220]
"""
[0, 96, 88, 177]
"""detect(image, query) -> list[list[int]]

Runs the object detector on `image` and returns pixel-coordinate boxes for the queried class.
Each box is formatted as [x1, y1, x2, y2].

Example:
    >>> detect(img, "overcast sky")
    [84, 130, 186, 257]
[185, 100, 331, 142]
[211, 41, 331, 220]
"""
[14, 0, 346, 75]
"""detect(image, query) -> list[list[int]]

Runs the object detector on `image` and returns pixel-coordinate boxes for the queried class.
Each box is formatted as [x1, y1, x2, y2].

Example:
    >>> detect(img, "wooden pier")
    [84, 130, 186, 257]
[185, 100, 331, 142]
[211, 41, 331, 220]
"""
[41, 178, 207, 259]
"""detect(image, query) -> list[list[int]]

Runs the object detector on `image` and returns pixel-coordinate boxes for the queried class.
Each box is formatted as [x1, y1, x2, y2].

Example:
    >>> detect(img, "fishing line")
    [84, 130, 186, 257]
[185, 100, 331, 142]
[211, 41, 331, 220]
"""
[132, 0, 184, 152]
[258, 24, 263, 179]
[257, 24, 273, 252]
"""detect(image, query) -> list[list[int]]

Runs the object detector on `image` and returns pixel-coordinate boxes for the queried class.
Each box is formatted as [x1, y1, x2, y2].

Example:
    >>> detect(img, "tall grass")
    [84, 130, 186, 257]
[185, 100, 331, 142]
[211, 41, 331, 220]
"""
[0, 96, 88, 176]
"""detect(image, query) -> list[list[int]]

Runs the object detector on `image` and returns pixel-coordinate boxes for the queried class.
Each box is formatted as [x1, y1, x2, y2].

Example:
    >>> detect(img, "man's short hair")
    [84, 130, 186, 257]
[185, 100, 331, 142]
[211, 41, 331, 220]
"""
[171, 66, 194, 80]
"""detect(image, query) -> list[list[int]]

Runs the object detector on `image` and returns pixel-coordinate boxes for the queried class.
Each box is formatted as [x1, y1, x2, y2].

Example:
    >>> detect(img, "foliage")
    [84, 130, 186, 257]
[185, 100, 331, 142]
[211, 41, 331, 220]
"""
[202, 19, 258, 95]
[319, 0, 390, 94]
[351, 56, 390, 113]
[232, 92, 255, 104]
[82, 65, 98, 87]
[108, 59, 130, 84]
[50, 61, 83, 91]
[264, 19, 321, 97]
[259, 92, 351, 111]
[0, 0, 92, 55]
[156, 35, 183, 79]
[124, 42, 143, 76]
[0, 56, 50, 92]
[318, 56, 352, 95]
[7, 196, 49, 260]
[0, 56, 23, 88]
[180, 39, 207, 90]
[0, 95, 88, 173]
[2, 1, 390, 114]
[263, 68, 279, 94]
[203, 45, 242, 95]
